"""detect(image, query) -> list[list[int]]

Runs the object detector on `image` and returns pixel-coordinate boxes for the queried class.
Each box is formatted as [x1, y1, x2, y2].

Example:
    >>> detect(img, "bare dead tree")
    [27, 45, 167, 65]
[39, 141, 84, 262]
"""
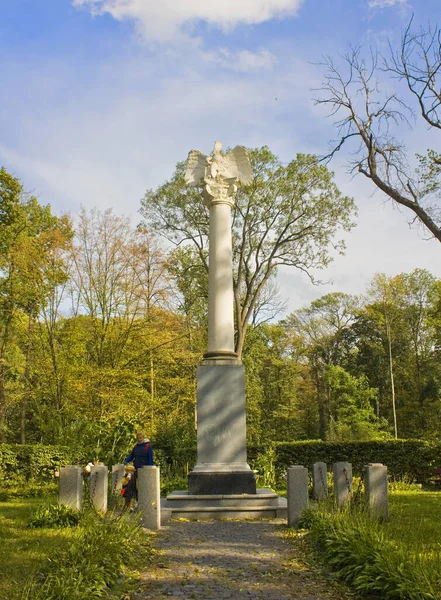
[387, 18, 441, 129]
[316, 23, 441, 243]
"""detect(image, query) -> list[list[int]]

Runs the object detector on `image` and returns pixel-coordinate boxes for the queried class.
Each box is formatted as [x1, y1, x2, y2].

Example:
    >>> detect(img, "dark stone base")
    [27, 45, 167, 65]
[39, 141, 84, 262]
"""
[188, 471, 257, 495]
[202, 350, 238, 360]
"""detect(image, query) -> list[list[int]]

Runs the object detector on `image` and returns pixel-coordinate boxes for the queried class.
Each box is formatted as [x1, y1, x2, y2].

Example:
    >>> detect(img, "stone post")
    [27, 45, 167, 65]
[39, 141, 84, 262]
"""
[364, 463, 388, 520]
[287, 466, 309, 527]
[59, 466, 82, 511]
[333, 462, 352, 507]
[111, 464, 125, 495]
[89, 464, 108, 513]
[312, 462, 328, 500]
[138, 466, 161, 530]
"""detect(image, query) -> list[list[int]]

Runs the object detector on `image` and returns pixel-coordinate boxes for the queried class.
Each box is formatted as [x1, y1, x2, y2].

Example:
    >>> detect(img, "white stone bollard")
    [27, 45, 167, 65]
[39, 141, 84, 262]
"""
[111, 464, 125, 495]
[332, 462, 352, 507]
[138, 466, 161, 530]
[89, 464, 108, 513]
[287, 466, 309, 527]
[364, 463, 388, 520]
[312, 462, 328, 500]
[59, 466, 83, 511]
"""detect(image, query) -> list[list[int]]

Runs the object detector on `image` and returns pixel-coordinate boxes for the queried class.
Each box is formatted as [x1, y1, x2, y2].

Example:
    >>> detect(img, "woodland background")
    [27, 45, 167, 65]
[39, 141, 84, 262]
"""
[1, 149, 440, 463]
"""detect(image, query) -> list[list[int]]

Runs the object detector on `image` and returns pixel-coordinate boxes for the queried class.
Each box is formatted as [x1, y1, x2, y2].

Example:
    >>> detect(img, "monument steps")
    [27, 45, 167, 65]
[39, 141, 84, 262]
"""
[161, 488, 287, 522]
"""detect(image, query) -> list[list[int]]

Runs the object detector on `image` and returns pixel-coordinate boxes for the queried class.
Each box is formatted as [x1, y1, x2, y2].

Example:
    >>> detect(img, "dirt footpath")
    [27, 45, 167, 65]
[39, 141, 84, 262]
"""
[133, 518, 358, 600]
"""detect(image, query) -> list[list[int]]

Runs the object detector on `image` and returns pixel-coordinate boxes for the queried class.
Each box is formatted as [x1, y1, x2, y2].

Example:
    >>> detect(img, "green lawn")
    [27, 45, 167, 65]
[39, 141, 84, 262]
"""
[2, 488, 440, 600]
[291, 487, 441, 600]
[0, 496, 76, 599]
[386, 489, 441, 558]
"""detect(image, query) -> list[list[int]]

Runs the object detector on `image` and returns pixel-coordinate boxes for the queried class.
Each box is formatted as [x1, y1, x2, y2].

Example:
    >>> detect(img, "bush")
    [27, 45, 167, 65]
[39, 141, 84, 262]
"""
[0, 444, 85, 488]
[298, 506, 440, 600]
[24, 511, 153, 600]
[27, 503, 81, 529]
[273, 440, 441, 483]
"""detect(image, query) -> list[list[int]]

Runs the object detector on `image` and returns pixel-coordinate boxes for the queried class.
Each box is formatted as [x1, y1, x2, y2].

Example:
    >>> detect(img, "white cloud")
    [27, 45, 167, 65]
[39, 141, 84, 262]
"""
[203, 48, 276, 71]
[0, 49, 316, 221]
[368, 0, 409, 9]
[72, 0, 303, 42]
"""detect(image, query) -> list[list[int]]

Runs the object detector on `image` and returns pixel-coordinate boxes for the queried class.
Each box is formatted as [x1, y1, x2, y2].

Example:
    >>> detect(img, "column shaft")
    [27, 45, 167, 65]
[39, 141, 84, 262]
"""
[207, 202, 235, 355]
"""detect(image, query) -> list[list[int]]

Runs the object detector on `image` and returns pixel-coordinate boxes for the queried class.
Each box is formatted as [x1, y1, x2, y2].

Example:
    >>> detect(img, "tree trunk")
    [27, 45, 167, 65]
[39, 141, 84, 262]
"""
[385, 319, 398, 438]
[20, 316, 34, 445]
[0, 365, 6, 442]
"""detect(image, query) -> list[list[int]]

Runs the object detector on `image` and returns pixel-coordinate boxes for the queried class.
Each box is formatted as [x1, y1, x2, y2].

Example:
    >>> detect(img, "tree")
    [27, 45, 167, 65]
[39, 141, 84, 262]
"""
[364, 270, 440, 439]
[316, 20, 441, 241]
[286, 293, 360, 439]
[0, 167, 72, 440]
[325, 365, 389, 442]
[140, 147, 356, 358]
[366, 274, 403, 438]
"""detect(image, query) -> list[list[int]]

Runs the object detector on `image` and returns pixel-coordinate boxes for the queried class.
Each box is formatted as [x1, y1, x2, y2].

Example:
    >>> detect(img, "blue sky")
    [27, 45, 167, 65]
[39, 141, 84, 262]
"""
[1, 0, 441, 313]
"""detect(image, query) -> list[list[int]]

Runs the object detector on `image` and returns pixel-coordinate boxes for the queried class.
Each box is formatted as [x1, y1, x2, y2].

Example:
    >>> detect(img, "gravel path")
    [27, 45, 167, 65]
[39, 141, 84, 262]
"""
[133, 519, 357, 600]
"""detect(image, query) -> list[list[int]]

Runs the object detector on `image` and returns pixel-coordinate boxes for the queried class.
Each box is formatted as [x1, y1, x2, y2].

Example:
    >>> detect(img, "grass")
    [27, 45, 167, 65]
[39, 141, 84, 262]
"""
[0, 495, 75, 599]
[0, 493, 154, 600]
[386, 489, 441, 556]
[292, 487, 441, 600]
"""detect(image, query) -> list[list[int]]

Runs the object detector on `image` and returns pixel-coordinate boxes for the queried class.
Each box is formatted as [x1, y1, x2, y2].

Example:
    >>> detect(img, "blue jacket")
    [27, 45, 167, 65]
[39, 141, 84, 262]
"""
[124, 440, 154, 470]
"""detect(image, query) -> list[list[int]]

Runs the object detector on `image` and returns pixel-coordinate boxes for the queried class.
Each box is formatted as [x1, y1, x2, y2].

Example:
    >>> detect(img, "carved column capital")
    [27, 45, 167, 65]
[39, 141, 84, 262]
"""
[203, 179, 237, 209]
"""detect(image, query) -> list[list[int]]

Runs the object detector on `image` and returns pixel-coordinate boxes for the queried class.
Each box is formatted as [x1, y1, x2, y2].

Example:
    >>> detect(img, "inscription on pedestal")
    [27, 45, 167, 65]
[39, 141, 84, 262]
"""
[196, 364, 247, 465]
[188, 363, 256, 495]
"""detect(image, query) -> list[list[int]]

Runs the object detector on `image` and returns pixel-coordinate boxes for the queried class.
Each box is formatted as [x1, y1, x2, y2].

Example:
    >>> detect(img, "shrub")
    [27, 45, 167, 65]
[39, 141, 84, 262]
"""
[0, 444, 85, 488]
[298, 506, 440, 600]
[273, 440, 441, 483]
[27, 503, 81, 529]
[23, 511, 152, 600]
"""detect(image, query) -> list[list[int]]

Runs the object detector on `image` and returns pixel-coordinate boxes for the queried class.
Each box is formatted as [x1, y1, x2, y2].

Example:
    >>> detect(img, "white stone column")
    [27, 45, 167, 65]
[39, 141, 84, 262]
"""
[203, 185, 237, 360]
[364, 463, 388, 520]
[287, 466, 309, 527]
[333, 461, 352, 507]
[138, 466, 161, 530]
[59, 466, 83, 511]
[312, 462, 328, 501]
[89, 464, 108, 513]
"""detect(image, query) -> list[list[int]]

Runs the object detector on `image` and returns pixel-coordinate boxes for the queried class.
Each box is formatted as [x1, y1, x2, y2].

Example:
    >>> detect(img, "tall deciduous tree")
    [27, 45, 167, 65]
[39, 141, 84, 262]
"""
[140, 147, 356, 358]
[0, 167, 72, 440]
[316, 21, 441, 241]
[286, 292, 360, 439]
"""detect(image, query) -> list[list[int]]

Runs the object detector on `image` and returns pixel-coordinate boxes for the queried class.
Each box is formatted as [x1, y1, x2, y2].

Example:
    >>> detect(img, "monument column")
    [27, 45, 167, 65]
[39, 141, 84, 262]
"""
[186, 142, 256, 495]
[205, 188, 236, 359]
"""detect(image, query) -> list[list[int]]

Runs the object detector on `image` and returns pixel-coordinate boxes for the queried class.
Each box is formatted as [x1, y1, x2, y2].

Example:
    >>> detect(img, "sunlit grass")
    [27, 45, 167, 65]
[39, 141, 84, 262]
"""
[292, 488, 441, 600]
[0, 496, 76, 599]
[386, 491, 441, 569]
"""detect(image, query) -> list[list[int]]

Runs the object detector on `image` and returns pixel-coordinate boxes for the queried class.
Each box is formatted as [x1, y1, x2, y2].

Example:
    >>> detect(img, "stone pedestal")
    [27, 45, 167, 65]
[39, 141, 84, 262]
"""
[162, 488, 286, 521]
[111, 464, 125, 494]
[287, 466, 309, 527]
[333, 462, 352, 507]
[138, 466, 161, 530]
[188, 362, 256, 495]
[90, 464, 108, 513]
[364, 463, 388, 520]
[312, 462, 328, 500]
[59, 466, 82, 511]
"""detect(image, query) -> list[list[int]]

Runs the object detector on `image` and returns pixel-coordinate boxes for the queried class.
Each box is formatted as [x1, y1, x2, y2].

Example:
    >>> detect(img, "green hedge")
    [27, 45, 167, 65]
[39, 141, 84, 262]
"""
[146, 440, 441, 483]
[272, 440, 441, 482]
[2, 439, 440, 486]
[0, 444, 85, 484]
